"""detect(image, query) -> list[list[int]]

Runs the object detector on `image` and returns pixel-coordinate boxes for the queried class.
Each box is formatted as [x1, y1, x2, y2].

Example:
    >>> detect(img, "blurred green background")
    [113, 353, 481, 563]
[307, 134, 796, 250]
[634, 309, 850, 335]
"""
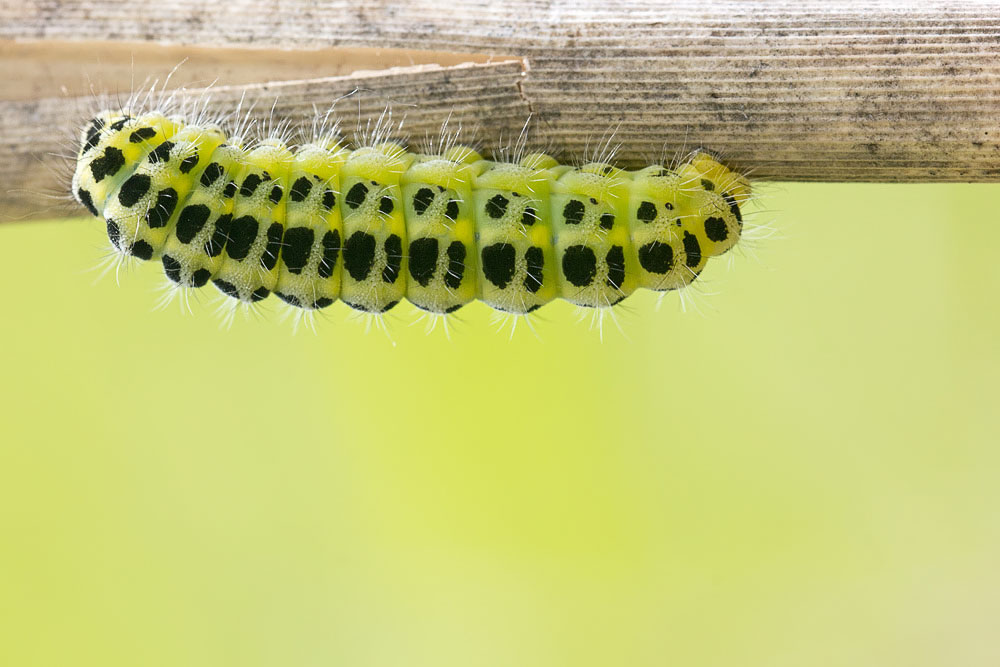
[1, 183, 998, 666]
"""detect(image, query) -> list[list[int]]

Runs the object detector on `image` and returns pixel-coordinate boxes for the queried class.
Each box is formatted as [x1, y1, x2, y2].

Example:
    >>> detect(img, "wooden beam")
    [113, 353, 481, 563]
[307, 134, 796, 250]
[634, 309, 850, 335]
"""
[2, 0, 999, 220]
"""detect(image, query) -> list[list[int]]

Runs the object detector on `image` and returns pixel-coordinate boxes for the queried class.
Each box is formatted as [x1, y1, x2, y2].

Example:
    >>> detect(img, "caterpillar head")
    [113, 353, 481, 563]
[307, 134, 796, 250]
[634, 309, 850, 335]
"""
[72, 111, 123, 217]
[71, 110, 180, 222]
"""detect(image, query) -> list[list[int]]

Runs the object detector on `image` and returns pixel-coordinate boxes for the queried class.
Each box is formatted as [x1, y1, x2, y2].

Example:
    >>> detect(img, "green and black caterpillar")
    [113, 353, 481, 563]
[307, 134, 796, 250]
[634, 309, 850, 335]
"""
[72, 109, 750, 318]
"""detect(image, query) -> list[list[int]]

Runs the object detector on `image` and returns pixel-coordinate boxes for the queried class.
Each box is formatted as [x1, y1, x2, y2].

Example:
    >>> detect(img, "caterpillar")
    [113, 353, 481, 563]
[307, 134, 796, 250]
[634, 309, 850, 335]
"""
[71, 107, 751, 325]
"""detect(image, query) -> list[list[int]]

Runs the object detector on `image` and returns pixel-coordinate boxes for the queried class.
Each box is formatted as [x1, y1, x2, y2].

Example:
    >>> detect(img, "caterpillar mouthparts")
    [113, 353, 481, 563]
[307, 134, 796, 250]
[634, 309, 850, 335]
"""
[72, 109, 750, 320]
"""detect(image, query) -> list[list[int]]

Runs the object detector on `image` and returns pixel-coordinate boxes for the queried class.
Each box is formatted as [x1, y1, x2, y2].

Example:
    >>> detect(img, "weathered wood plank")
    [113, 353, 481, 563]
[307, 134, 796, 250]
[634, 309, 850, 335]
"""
[1, 0, 999, 220]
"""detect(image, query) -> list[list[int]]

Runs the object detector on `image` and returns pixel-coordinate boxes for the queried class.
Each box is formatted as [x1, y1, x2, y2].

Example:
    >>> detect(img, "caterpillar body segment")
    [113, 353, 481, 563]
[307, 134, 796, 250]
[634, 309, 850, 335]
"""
[211, 141, 294, 303]
[338, 143, 411, 313]
[273, 140, 346, 310]
[399, 148, 481, 314]
[550, 163, 637, 308]
[159, 142, 244, 289]
[72, 110, 749, 321]
[472, 155, 559, 314]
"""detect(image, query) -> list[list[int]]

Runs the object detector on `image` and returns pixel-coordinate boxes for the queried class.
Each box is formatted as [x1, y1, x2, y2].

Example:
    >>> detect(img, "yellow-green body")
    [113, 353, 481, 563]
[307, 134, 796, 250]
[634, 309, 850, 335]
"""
[72, 111, 749, 317]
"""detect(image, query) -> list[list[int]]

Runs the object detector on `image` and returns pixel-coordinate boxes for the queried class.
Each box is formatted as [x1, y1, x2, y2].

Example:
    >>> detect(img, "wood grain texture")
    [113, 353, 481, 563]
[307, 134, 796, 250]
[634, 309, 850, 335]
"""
[2, 0, 999, 220]
[0, 60, 530, 221]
